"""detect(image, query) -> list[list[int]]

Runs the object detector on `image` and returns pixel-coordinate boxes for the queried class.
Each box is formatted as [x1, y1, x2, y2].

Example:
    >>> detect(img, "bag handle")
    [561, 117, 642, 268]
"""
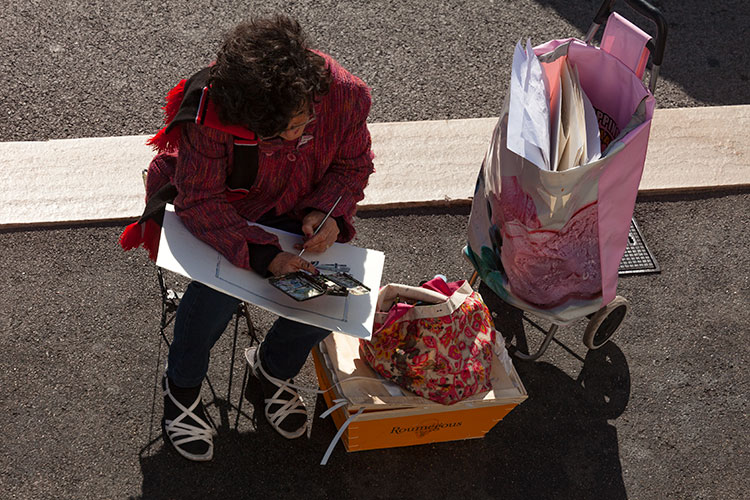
[373, 280, 475, 332]
[376, 283, 450, 310]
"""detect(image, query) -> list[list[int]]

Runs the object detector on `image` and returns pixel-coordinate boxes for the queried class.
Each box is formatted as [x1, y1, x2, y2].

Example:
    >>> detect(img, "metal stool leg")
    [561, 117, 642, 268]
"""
[235, 361, 250, 429]
[226, 310, 241, 402]
[232, 302, 258, 429]
[205, 301, 258, 429]
[155, 268, 258, 430]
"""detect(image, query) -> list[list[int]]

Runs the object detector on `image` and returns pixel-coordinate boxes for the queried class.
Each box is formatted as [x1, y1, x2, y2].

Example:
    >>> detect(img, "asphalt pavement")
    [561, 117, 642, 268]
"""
[1, 1, 749, 499]
[1, 191, 748, 500]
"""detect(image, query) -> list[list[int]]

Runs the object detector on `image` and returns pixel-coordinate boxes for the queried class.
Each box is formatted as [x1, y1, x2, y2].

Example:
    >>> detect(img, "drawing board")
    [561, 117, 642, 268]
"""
[156, 204, 384, 339]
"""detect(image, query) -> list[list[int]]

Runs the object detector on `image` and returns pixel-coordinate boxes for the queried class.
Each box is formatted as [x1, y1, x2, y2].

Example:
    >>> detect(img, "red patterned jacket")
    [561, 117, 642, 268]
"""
[131, 52, 374, 275]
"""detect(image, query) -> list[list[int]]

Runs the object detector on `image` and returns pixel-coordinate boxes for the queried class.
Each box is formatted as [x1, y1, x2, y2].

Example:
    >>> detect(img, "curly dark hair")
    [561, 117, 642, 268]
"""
[208, 15, 331, 138]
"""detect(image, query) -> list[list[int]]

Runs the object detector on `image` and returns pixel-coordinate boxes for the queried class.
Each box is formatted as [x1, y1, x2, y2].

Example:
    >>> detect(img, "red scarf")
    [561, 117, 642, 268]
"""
[120, 70, 259, 261]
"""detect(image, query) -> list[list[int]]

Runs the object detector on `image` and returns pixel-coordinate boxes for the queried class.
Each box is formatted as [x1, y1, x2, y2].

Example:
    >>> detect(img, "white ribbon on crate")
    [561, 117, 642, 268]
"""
[319, 399, 365, 466]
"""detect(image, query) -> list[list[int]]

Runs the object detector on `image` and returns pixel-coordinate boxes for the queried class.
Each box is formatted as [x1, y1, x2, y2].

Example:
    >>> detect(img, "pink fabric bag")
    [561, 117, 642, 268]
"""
[359, 277, 496, 405]
[467, 38, 654, 323]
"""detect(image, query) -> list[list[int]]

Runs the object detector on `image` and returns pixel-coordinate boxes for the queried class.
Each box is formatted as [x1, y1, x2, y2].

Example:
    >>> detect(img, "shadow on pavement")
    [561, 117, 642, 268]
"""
[477, 282, 631, 499]
[482, 352, 628, 500]
[134, 300, 632, 500]
[2, 194, 746, 498]
[535, 0, 750, 106]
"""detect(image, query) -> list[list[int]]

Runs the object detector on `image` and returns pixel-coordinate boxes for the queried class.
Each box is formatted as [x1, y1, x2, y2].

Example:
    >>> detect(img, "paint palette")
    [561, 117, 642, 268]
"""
[269, 271, 370, 301]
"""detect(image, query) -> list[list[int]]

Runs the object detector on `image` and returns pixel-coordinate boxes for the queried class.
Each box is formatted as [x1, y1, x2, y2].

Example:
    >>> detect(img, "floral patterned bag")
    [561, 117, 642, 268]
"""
[359, 277, 497, 405]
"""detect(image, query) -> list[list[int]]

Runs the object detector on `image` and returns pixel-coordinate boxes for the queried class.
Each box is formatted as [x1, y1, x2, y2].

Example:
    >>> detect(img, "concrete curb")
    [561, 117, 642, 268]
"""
[0, 105, 748, 228]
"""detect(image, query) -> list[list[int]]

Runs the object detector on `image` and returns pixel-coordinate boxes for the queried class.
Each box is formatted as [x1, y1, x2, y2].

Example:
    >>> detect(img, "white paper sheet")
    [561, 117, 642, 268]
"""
[507, 39, 551, 170]
[155, 204, 385, 339]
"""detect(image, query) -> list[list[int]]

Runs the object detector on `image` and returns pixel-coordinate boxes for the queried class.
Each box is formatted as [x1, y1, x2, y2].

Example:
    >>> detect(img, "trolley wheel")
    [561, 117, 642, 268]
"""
[583, 296, 630, 350]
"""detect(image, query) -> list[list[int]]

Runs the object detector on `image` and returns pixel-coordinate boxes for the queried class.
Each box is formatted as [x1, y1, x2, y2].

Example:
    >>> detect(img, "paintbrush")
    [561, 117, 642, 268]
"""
[298, 195, 342, 257]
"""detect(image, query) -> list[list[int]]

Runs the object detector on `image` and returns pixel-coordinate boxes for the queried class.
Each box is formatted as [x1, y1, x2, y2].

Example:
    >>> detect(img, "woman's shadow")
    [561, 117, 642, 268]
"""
[134, 283, 633, 500]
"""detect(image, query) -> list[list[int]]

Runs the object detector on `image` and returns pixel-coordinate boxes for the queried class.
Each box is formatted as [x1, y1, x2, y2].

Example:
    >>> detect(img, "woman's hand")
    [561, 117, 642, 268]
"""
[297, 210, 340, 254]
[267, 252, 317, 276]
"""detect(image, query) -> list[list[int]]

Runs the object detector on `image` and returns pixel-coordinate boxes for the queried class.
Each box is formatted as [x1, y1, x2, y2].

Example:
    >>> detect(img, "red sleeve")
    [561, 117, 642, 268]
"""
[294, 83, 375, 242]
[173, 123, 281, 270]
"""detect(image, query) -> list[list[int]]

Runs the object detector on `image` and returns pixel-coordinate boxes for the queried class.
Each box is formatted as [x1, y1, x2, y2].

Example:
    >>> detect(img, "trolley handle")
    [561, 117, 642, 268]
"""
[586, 0, 667, 92]
[591, 0, 667, 67]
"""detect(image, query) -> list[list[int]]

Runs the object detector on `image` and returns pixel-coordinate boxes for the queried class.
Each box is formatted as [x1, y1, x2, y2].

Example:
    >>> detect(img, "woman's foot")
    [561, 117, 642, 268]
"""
[162, 376, 215, 461]
[246, 347, 308, 439]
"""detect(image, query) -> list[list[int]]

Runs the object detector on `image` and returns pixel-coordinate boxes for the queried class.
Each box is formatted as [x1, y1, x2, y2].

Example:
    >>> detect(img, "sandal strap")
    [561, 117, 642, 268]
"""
[264, 386, 307, 427]
[249, 348, 308, 435]
[163, 379, 215, 446]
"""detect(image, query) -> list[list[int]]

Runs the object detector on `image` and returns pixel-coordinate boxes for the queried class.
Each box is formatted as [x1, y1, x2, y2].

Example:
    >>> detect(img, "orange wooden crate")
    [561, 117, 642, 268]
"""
[313, 333, 527, 452]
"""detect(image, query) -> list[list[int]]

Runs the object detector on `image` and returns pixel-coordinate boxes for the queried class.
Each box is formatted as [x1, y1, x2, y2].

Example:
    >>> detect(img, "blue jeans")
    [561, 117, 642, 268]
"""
[166, 281, 331, 387]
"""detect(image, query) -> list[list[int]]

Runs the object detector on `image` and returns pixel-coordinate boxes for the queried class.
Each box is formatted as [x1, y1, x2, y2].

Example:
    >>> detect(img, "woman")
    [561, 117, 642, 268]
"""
[126, 15, 374, 461]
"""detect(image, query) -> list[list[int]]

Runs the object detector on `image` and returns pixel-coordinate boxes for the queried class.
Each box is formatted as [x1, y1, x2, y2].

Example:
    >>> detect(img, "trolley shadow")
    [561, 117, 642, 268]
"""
[535, 0, 750, 106]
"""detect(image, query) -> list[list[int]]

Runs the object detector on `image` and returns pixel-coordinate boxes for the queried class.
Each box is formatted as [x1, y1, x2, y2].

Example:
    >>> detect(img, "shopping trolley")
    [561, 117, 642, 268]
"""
[465, 0, 667, 360]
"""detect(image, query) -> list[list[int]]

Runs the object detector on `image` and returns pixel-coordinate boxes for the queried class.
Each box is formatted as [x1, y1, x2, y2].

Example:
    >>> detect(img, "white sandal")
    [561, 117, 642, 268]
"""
[162, 377, 216, 461]
[246, 347, 308, 439]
